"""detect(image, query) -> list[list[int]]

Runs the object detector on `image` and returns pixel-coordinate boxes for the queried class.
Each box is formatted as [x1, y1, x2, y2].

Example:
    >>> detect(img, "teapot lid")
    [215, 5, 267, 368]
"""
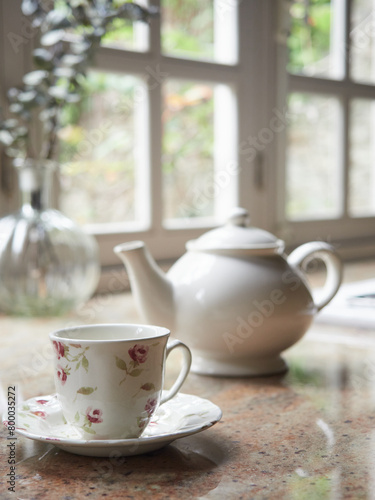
[186, 208, 284, 255]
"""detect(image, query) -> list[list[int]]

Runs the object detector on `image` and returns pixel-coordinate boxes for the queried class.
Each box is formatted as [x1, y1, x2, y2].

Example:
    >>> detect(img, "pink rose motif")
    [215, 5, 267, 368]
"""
[145, 397, 157, 417]
[56, 365, 68, 385]
[53, 341, 65, 360]
[31, 411, 46, 419]
[86, 407, 103, 424]
[36, 399, 49, 405]
[128, 344, 149, 364]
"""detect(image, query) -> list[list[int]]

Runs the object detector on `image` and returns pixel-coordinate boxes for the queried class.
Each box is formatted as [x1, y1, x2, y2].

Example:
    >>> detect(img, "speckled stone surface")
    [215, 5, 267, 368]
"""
[1, 265, 375, 499]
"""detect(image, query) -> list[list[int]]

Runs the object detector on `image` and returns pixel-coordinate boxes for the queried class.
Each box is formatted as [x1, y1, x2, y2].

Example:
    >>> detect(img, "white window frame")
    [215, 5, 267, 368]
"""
[275, 0, 375, 259]
[1, 0, 374, 275]
[0, 0, 277, 268]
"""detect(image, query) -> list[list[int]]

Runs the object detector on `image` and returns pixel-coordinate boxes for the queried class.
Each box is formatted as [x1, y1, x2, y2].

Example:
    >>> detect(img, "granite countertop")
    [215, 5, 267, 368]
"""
[0, 262, 375, 499]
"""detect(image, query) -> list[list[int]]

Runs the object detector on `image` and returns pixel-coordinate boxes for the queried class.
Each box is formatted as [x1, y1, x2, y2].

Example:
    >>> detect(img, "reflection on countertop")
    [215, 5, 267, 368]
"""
[0, 260, 375, 499]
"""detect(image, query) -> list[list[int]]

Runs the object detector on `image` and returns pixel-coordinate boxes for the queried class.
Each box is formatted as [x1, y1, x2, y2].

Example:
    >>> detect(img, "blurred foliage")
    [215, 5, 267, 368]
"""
[0, 0, 156, 161]
[60, 0, 217, 224]
[163, 81, 214, 219]
[162, 0, 214, 60]
[58, 71, 137, 224]
[288, 0, 331, 76]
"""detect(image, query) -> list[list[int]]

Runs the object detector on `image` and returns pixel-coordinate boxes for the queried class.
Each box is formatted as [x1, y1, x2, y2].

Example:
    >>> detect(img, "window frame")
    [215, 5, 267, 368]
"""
[276, 0, 375, 258]
[1, 0, 275, 268]
[1, 0, 374, 275]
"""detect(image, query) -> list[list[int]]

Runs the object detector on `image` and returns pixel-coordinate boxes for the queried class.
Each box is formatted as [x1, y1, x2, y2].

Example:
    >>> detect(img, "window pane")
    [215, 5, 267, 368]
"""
[101, 0, 148, 52]
[162, 80, 214, 220]
[350, 0, 375, 84]
[349, 99, 375, 216]
[161, 0, 237, 64]
[285, 93, 342, 220]
[58, 71, 144, 226]
[288, 0, 340, 79]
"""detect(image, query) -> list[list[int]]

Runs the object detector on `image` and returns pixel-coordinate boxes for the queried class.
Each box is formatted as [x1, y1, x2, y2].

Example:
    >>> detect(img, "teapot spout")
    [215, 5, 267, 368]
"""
[114, 241, 175, 329]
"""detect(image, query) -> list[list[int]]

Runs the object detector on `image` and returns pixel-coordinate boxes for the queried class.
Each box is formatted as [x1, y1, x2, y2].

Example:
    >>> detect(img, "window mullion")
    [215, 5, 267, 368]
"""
[341, 0, 351, 220]
[148, 0, 163, 234]
[344, 0, 352, 81]
[290, 73, 375, 98]
[160, 56, 239, 83]
[342, 93, 350, 219]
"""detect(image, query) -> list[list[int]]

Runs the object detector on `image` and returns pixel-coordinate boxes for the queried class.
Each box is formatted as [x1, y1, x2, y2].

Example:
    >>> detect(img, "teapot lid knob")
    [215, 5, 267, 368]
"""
[226, 207, 250, 227]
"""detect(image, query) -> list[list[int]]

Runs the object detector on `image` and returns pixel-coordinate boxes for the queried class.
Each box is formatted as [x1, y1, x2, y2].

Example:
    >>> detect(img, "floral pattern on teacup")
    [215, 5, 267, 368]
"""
[56, 364, 70, 385]
[128, 344, 149, 364]
[53, 341, 65, 359]
[137, 397, 158, 430]
[30, 411, 46, 419]
[72, 406, 103, 435]
[115, 343, 159, 387]
[145, 397, 157, 416]
[54, 343, 90, 387]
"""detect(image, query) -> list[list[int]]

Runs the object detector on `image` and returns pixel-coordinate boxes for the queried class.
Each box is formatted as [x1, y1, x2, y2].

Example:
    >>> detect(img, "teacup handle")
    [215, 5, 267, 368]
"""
[287, 241, 343, 312]
[160, 339, 192, 405]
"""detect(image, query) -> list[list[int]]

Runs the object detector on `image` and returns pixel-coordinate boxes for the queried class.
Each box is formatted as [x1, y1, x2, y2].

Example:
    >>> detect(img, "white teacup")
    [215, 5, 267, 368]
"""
[49, 324, 192, 440]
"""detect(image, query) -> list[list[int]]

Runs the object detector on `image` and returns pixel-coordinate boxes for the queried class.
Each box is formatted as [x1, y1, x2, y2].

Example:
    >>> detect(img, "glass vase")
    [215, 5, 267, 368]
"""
[0, 159, 100, 316]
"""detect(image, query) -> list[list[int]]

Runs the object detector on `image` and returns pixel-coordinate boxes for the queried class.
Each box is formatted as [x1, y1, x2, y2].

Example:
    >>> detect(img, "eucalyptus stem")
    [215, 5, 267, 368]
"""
[0, 0, 157, 162]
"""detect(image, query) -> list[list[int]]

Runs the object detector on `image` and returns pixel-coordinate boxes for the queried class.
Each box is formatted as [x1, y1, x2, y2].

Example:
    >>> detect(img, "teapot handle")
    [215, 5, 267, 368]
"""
[287, 242, 343, 312]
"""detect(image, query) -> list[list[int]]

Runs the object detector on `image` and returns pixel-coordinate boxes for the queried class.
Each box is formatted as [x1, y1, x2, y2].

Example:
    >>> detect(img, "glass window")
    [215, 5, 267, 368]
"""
[162, 80, 215, 220]
[161, 0, 237, 64]
[287, 0, 341, 79]
[349, 98, 375, 216]
[285, 93, 342, 220]
[162, 0, 214, 61]
[58, 71, 147, 228]
[162, 79, 237, 224]
[350, 0, 375, 84]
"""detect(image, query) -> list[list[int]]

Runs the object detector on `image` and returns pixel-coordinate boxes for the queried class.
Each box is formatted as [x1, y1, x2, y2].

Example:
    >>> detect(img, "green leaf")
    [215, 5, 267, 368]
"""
[82, 356, 89, 372]
[9, 103, 24, 115]
[115, 356, 127, 371]
[22, 0, 39, 16]
[71, 40, 91, 55]
[129, 369, 143, 377]
[0, 131, 14, 146]
[82, 426, 96, 434]
[45, 10, 72, 30]
[77, 386, 96, 395]
[14, 126, 28, 138]
[61, 54, 85, 67]
[48, 86, 68, 100]
[7, 88, 20, 102]
[3, 119, 19, 129]
[66, 93, 81, 104]
[18, 90, 37, 103]
[23, 70, 49, 87]
[53, 67, 75, 79]
[33, 48, 53, 70]
[141, 383, 155, 391]
[40, 30, 65, 47]
[74, 411, 80, 422]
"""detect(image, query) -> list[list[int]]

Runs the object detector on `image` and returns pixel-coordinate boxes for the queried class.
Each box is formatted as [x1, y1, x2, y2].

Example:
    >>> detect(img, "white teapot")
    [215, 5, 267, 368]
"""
[115, 208, 342, 376]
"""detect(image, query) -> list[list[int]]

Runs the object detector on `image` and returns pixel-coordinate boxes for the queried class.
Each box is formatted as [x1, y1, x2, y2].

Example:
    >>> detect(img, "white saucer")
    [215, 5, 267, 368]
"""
[2, 393, 222, 457]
